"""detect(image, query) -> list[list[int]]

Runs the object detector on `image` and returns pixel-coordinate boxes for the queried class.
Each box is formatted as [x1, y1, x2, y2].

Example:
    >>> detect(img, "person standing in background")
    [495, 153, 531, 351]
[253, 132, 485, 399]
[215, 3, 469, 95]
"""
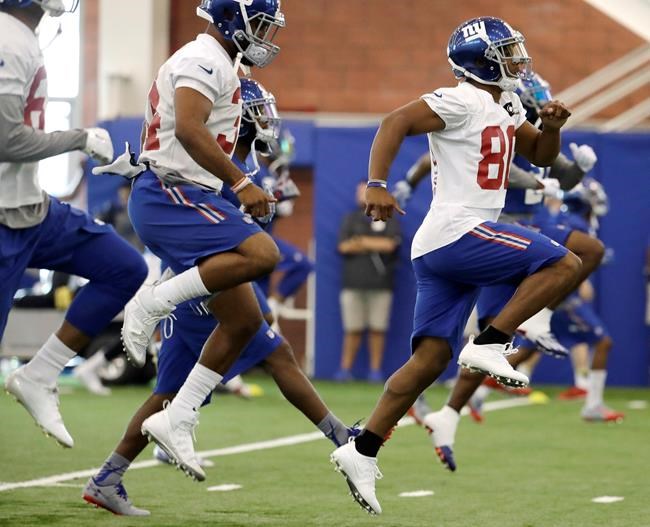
[336, 181, 401, 383]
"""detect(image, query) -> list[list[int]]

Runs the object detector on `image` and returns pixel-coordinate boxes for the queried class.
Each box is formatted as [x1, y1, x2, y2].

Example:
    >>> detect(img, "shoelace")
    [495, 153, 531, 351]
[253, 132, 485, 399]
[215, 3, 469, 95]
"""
[501, 342, 519, 357]
[115, 482, 129, 501]
[175, 416, 200, 459]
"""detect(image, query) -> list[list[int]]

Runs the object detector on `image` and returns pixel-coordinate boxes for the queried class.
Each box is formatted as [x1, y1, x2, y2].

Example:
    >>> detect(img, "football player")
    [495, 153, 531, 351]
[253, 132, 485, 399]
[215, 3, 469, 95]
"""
[418, 74, 606, 471]
[1, 0, 148, 448]
[83, 77, 359, 516]
[106, 0, 286, 482]
[330, 17, 580, 515]
[518, 180, 623, 422]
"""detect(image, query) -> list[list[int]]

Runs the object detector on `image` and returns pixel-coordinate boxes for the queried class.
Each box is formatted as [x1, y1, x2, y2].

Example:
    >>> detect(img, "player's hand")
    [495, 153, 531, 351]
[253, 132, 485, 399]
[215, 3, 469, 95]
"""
[569, 143, 597, 173]
[238, 183, 277, 219]
[365, 186, 405, 221]
[538, 177, 563, 198]
[538, 100, 571, 130]
[92, 142, 146, 178]
[392, 180, 413, 209]
[83, 127, 114, 164]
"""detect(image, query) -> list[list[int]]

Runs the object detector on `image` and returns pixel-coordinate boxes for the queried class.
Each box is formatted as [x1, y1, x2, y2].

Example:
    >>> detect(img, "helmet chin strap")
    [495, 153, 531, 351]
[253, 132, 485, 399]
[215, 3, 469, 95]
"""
[245, 138, 262, 178]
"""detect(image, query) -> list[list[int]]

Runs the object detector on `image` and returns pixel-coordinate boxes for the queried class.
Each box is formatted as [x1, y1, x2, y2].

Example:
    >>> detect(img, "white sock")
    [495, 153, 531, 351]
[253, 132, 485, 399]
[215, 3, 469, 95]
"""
[152, 267, 210, 306]
[432, 405, 460, 446]
[168, 364, 222, 422]
[23, 334, 77, 385]
[575, 370, 589, 390]
[586, 370, 606, 409]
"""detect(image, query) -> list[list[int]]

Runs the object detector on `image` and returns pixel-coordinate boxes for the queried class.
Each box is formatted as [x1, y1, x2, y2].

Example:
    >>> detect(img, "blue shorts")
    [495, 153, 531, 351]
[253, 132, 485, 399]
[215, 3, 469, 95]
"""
[129, 171, 262, 274]
[412, 221, 567, 355]
[551, 300, 609, 348]
[1, 198, 115, 337]
[476, 221, 574, 322]
[155, 289, 283, 396]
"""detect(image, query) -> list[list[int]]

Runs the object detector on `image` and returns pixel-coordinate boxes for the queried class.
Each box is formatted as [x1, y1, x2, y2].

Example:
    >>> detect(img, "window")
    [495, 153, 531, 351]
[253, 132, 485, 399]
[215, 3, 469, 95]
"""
[37, 8, 82, 197]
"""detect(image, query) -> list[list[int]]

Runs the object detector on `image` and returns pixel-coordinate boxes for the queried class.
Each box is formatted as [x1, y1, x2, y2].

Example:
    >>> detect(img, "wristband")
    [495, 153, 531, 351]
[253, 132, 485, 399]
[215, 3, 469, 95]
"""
[367, 179, 387, 189]
[231, 176, 252, 194]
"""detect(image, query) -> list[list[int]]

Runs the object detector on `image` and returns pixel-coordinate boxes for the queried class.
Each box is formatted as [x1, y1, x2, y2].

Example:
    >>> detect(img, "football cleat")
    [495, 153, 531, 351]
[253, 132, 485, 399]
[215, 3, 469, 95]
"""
[5, 367, 73, 448]
[517, 308, 568, 358]
[457, 337, 529, 388]
[141, 405, 205, 481]
[122, 284, 175, 367]
[330, 441, 383, 515]
[483, 376, 532, 396]
[434, 446, 457, 472]
[558, 386, 588, 400]
[581, 405, 625, 423]
[82, 478, 150, 516]
[407, 394, 433, 426]
[422, 411, 458, 472]
[74, 359, 111, 396]
[153, 444, 215, 468]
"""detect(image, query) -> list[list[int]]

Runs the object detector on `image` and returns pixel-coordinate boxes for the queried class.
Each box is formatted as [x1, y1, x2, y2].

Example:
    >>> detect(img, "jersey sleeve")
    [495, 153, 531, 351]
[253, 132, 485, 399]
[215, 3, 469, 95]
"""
[171, 56, 224, 104]
[0, 50, 29, 98]
[420, 87, 468, 130]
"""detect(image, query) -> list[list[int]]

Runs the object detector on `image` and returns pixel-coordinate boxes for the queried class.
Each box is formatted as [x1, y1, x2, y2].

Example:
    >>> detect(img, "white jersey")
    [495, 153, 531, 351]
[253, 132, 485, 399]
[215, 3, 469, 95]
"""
[0, 13, 47, 208]
[139, 34, 242, 192]
[411, 82, 527, 259]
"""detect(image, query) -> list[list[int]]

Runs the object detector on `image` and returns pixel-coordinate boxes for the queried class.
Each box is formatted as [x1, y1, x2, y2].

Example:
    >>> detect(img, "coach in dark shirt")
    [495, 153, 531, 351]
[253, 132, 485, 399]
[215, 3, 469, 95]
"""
[335, 181, 401, 382]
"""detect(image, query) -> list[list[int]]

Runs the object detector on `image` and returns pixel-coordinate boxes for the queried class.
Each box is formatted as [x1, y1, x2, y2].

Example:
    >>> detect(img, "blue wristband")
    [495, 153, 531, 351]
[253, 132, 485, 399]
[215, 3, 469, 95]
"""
[367, 180, 387, 189]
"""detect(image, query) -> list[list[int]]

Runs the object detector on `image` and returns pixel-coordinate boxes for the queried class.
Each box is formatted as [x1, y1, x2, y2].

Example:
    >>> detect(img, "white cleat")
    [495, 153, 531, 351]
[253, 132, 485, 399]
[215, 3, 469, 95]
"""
[457, 337, 529, 388]
[5, 367, 74, 448]
[330, 441, 383, 515]
[122, 284, 174, 367]
[141, 406, 205, 481]
[517, 308, 568, 358]
[153, 444, 215, 468]
[82, 478, 150, 516]
[422, 410, 458, 471]
[74, 358, 111, 396]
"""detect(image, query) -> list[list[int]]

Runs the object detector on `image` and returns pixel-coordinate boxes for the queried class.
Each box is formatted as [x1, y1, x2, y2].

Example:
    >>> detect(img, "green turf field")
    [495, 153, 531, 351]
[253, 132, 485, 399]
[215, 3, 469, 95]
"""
[1, 376, 648, 527]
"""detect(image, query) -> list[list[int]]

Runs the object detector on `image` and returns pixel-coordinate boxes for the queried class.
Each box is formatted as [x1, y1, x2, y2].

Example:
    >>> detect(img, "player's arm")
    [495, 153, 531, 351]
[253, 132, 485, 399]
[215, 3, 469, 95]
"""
[514, 100, 571, 167]
[367, 99, 445, 220]
[174, 87, 273, 217]
[0, 94, 111, 163]
[549, 142, 597, 191]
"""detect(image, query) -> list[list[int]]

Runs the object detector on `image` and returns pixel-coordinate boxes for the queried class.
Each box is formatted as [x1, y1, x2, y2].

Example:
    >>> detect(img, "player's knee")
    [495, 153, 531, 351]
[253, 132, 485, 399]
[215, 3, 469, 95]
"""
[245, 234, 281, 276]
[556, 252, 582, 284]
[118, 253, 149, 295]
[585, 237, 605, 266]
[600, 335, 613, 352]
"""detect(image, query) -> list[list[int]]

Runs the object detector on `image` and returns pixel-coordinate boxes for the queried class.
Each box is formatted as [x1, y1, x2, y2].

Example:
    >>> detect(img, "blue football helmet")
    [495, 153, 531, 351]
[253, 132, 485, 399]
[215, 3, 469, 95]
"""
[563, 177, 609, 217]
[197, 0, 285, 68]
[239, 77, 281, 146]
[0, 0, 78, 16]
[447, 16, 532, 91]
[516, 73, 552, 124]
[239, 77, 281, 176]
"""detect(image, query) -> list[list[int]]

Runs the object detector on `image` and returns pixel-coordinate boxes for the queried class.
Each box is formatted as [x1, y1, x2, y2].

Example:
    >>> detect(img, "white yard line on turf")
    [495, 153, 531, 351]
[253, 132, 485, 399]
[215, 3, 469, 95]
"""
[0, 396, 536, 492]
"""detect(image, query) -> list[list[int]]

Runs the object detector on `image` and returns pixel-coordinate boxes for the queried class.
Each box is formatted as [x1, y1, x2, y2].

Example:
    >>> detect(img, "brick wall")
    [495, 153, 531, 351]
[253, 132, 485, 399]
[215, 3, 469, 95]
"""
[168, 0, 646, 118]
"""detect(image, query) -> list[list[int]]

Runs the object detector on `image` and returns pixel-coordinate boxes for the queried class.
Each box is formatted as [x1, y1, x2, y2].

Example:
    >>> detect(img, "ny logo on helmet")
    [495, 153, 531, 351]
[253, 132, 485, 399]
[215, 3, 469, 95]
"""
[461, 21, 486, 41]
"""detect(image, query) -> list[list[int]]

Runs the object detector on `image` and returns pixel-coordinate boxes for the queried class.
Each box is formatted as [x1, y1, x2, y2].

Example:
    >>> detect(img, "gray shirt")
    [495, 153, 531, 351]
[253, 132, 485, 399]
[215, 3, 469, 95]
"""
[339, 209, 401, 290]
[0, 93, 87, 228]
